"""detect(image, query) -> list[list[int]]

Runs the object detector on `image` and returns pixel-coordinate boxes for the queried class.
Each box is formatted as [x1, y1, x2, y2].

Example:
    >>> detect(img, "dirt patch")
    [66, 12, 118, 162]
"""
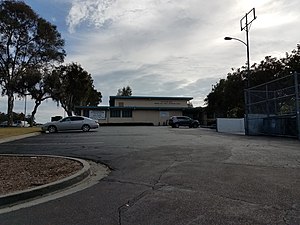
[0, 155, 83, 195]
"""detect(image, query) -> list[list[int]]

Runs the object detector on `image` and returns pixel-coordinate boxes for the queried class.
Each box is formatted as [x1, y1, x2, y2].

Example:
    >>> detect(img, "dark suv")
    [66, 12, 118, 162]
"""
[169, 116, 199, 128]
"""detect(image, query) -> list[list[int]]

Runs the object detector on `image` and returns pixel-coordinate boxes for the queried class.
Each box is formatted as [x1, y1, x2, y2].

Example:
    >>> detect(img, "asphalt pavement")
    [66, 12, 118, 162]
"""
[0, 126, 299, 225]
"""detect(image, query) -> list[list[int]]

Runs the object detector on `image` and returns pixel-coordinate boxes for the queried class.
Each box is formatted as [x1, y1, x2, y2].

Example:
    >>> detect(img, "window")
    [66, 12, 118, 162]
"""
[122, 110, 132, 118]
[61, 117, 71, 122]
[118, 102, 124, 107]
[71, 117, 84, 121]
[110, 109, 121, 117]
[83, 110, 89, 117]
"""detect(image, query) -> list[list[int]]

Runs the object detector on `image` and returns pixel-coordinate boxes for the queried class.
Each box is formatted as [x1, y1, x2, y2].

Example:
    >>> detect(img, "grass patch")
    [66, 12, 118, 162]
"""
[0, 127, 41, 139]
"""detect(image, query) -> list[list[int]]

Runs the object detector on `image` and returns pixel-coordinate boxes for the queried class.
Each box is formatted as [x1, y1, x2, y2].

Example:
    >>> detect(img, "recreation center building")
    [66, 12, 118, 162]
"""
[75, 96, 194, 126]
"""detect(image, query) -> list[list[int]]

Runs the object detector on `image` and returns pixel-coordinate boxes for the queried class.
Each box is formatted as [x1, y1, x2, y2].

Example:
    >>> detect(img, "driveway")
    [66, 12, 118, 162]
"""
[0, 126, 299, 225]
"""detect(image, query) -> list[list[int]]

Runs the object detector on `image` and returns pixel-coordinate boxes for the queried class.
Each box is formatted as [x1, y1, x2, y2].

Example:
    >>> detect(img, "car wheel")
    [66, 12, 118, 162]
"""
[82, 124, 90, 132]
[175, 123, 179, 128]
[48, 125, 57, 133]
[193, 123, 199, 128]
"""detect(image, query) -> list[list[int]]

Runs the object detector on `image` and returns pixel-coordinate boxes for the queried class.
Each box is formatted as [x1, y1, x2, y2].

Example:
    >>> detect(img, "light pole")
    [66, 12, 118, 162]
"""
[224, 36, 250, 88]
[225, 36, 250, 135]
[24, 92, 30, 126]
[225, 7, 257, 85]
[224, 8, 256, 136]
[224, 36, 247, 46]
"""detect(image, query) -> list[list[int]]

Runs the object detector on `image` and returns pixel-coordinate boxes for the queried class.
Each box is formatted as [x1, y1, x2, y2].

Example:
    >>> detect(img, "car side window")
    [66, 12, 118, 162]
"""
[61, 117, 71, 122]
[71, 117, 84, 121]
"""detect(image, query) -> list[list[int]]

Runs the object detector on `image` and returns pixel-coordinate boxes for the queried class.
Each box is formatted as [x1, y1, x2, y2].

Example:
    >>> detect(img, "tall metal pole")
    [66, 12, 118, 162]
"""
[241, 8, 256, 135]
[245, 15, 251, 135]
[241, 8, 256, 87]
[245, 18, 250, 88]
[24, 94, 27, 127]
[295, 72, 300, 140]
[225, 8, 256, 136]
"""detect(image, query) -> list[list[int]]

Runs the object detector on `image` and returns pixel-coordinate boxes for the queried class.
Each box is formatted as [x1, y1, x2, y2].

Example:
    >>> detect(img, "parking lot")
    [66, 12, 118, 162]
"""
[0, 126, 299, 225]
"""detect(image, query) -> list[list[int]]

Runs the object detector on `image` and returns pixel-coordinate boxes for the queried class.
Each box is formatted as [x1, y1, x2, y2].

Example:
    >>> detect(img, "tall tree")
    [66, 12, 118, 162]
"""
[17, 67, 56, 126]
[205, 72, 244, 118]
[117, 86, 132, 96]
[0, 0, 65, 125]
[284, 44, 300, 73]
[51, 63, 102, 116]
[249, 56, 286, 86]
[205, 45, 300, 118]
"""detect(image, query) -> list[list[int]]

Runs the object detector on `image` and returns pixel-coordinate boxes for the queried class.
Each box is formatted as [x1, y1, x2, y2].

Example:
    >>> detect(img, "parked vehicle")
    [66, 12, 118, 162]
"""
[14, 120, 30, 127]
[0, 120, 29, 127]
[0, 121, 8, 127]
[41, 116, 99, 133]
[169, 116, 199, 128]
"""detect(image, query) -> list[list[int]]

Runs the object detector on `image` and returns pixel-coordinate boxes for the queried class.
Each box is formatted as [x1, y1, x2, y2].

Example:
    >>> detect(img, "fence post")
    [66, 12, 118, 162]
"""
[295, 72, 300, 140]
[244, 88, 249, 135]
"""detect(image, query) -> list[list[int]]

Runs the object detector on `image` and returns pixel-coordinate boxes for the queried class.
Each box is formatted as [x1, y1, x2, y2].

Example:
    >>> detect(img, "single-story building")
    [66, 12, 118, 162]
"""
[75, 96, 194, 126]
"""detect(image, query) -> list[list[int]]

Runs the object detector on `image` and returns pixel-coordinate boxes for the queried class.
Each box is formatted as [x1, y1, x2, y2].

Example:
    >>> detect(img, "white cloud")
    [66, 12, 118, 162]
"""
[62, 0, 300, 110]
[4, 0, 299, 122]
[65, 0, 231, 77]
[66, 0, 115, 33]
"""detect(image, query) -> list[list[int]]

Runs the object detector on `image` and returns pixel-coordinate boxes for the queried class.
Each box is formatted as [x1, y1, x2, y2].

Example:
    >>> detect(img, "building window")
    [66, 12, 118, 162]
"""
[110, 109, 121, 117]
[122, 110, 132, 118]
[83, 110, 89, 117]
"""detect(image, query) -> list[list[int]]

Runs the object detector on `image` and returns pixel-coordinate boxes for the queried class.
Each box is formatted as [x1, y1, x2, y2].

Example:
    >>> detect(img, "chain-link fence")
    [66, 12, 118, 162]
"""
[245, 72, 300, 139]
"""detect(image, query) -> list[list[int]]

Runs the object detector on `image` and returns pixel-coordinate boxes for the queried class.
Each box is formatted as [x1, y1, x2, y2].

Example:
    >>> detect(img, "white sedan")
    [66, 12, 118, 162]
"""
[41, 116, 99, 133]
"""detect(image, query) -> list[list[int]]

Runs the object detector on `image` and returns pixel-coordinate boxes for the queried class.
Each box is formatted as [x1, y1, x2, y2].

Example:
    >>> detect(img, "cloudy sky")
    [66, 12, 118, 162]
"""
[1, 0, 299, 123]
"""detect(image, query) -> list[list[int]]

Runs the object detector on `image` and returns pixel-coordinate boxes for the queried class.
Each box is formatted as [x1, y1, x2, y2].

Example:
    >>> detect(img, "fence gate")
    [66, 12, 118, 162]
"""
[245, 72, 300, 140]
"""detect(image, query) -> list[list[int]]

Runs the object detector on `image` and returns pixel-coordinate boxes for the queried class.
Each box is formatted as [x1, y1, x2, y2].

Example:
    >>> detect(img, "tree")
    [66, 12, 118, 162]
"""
[284, 44, 300, 73]
[117, 86, 132, 96]
[0, 0, 65, 126]
[17, 67, 55, 126]
[51, 63, 102, 116]
[249, 56, 286, 86]
[205, 44, 300, 118]
[205, 74, 244, 118]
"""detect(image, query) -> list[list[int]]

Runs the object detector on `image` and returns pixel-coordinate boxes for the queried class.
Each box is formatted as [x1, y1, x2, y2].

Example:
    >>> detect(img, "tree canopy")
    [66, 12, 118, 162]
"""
[117, 86, 132, 96]
[50, 63, 102, 116]
[0, 0, 65, 125]
[205, 44, 300, 118]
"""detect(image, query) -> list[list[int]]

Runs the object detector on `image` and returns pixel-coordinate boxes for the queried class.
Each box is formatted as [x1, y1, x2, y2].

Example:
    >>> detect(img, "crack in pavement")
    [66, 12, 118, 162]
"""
[103, 178, 153, 188]
[117, 189, 150, 225]
[117, 159, 179, 225]
[212, 192, 300, 225]
[282, 208, 300, 225]
[283, 210, 290, 225]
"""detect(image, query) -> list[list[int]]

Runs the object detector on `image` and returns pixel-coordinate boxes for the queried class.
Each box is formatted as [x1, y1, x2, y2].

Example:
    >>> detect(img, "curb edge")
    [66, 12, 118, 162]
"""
[0, 154, 91, 208]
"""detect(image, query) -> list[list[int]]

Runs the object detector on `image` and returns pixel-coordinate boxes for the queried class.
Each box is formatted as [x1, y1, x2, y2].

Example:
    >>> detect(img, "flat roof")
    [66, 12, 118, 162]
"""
[75, 106, 190, 111]
[75, 106, 110, 110]
[110, 96, 193, 100]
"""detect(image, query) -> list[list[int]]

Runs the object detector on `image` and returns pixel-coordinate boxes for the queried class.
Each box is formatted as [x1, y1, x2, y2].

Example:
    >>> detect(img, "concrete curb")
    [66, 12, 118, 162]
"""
[0, 154, 91, 208]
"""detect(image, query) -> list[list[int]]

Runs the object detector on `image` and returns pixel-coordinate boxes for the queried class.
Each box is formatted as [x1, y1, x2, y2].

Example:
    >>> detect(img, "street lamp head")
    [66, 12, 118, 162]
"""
[224, 36, 247, 46]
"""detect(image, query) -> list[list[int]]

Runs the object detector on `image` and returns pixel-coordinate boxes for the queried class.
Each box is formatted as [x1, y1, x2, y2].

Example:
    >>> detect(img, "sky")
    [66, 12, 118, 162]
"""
[1, 0, 300, 123]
